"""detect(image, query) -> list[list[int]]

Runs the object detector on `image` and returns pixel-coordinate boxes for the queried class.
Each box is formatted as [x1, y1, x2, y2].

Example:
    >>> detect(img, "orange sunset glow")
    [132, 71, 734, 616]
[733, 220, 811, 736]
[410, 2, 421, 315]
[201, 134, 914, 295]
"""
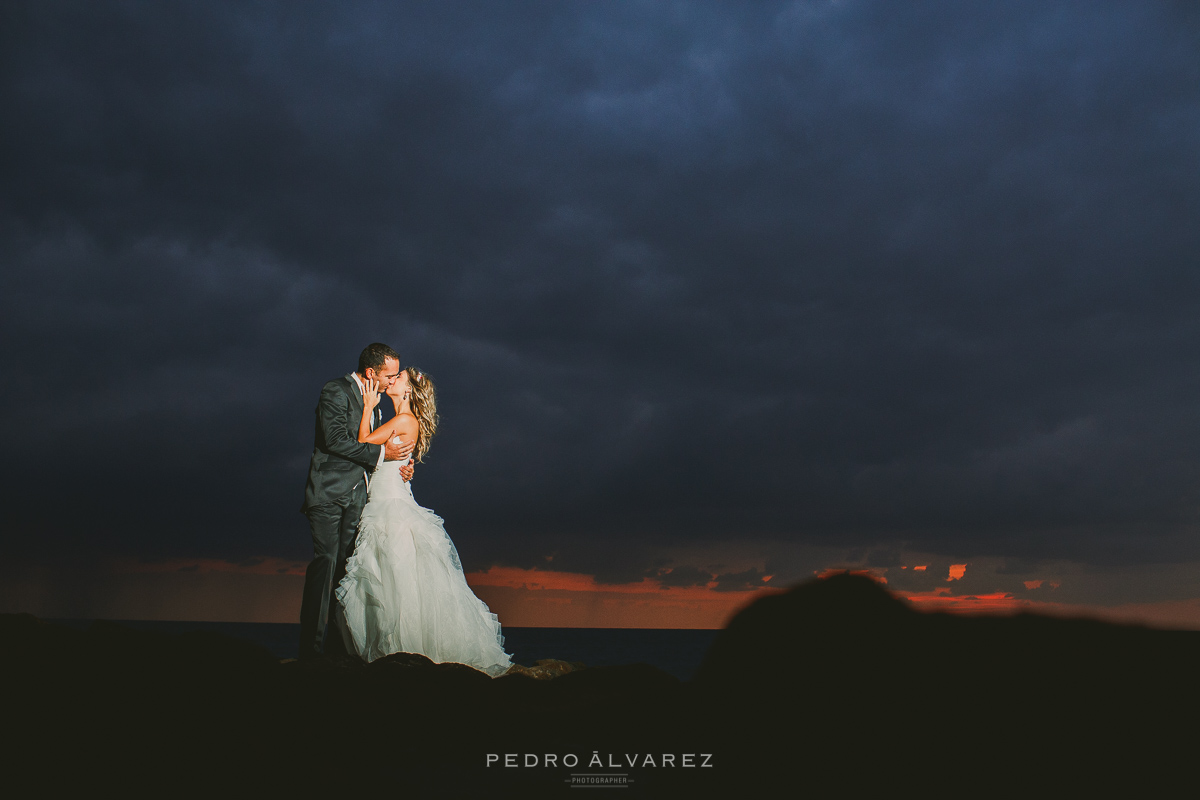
[7, 557, 1200, 632]
[463, 565, 781, 628]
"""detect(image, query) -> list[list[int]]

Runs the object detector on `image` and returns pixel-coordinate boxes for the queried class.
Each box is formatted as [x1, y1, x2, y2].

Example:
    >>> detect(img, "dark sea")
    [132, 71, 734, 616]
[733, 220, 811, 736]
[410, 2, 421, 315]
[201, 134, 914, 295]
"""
[48, 620, 721, 681]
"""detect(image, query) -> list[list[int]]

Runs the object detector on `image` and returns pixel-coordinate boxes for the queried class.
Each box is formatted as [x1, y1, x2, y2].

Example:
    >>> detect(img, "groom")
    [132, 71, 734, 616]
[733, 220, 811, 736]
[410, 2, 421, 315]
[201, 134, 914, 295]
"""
[299, 342, 415, 659]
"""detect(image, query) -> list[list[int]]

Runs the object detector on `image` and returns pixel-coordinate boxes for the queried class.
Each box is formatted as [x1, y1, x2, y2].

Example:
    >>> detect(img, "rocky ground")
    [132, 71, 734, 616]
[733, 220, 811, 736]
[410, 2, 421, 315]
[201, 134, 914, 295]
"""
[4, 574, 1198, 796]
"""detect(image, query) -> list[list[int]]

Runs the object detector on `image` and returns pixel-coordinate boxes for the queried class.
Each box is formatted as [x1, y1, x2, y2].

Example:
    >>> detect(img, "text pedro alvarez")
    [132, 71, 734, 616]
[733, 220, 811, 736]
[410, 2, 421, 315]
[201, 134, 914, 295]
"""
[486, 752, 715, 768]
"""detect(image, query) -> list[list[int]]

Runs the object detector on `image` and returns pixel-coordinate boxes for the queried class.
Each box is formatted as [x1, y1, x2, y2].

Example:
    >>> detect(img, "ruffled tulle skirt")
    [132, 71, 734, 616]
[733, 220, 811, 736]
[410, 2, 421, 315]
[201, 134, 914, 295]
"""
[335, 488, 512, 677]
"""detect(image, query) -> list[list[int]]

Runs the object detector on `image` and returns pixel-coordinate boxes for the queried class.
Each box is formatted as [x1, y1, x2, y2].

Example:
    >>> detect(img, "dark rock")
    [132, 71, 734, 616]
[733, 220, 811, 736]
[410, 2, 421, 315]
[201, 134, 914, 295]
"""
[7, 580, 1199, 796]
[555, 661, 680, 697]
[368, 650, 436, 670]
[688, 572, 1200, 794]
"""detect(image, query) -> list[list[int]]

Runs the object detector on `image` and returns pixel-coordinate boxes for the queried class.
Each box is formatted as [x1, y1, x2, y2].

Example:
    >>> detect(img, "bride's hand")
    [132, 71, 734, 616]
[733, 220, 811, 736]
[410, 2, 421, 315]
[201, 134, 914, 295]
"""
[362, 378, 380, 411]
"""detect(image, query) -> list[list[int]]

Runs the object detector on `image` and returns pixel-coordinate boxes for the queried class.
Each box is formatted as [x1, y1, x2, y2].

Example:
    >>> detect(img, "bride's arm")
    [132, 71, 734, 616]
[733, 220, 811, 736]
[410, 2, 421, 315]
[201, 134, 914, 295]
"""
[359, 414, 397, 445]
[359, 413, 418, 446]
[355, 383, 417, 465]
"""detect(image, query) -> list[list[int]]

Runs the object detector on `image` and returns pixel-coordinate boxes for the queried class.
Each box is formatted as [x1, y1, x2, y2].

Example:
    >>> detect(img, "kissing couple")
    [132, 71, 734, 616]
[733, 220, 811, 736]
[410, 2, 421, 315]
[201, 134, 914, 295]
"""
[297, 342, 513, 676]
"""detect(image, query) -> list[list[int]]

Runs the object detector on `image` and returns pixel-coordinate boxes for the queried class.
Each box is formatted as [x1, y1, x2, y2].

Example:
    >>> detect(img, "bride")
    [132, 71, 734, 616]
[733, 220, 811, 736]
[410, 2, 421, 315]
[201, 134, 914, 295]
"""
[335, 367, 513, 677]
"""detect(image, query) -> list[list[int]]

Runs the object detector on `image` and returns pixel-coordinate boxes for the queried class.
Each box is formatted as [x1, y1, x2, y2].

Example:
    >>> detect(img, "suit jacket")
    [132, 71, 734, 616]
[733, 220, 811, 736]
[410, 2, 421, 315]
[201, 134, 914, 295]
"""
[301, 373, 384, 512]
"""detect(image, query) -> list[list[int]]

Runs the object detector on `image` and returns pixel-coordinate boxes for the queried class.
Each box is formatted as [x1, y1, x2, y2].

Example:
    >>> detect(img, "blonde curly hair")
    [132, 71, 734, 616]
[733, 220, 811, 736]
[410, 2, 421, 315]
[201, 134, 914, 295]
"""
[405, 367, 439, 463]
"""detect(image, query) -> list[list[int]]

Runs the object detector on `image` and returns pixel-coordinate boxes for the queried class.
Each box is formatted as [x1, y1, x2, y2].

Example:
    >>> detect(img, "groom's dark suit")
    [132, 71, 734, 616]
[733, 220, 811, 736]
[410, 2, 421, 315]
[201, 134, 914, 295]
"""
[299, 373, 383, 658]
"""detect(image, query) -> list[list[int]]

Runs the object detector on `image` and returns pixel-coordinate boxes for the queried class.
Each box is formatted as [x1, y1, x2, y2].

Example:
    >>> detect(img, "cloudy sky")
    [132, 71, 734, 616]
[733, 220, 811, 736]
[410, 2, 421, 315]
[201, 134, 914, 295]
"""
[4, 0, 1200, 627]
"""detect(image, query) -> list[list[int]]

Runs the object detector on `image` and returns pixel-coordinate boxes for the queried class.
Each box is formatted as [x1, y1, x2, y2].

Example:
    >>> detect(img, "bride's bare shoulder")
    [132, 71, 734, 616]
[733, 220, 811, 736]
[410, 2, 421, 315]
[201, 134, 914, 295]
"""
[391, 411, 419, 434]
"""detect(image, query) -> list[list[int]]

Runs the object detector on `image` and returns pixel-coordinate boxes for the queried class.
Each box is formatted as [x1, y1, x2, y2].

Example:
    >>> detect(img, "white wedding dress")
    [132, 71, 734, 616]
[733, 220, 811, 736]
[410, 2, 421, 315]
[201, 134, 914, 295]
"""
[335, 458, 513, 676]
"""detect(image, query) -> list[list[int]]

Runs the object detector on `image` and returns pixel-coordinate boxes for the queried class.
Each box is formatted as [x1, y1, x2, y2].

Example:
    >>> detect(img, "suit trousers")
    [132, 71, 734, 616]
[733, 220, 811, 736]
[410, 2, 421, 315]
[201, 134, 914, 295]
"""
[299, 482, 367, 658]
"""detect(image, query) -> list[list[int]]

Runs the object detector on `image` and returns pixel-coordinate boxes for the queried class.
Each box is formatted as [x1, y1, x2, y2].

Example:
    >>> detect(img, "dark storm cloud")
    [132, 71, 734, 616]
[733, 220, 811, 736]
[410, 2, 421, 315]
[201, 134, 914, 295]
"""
[3, 1, 1200, 593]
[711, 567, 773, 593]
[655, 565, 715, 589]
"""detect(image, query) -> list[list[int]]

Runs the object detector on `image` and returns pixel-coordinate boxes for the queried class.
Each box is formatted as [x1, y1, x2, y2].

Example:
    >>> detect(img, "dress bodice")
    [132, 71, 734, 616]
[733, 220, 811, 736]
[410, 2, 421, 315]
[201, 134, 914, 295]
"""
[368, 458, 414, 502]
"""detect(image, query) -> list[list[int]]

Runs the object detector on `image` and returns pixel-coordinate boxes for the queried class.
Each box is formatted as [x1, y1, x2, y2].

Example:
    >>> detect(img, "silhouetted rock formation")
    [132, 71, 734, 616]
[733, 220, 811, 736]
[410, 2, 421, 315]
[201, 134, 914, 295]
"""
[692, 572, 1200, 794]
[4, 575, 1198, 796]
